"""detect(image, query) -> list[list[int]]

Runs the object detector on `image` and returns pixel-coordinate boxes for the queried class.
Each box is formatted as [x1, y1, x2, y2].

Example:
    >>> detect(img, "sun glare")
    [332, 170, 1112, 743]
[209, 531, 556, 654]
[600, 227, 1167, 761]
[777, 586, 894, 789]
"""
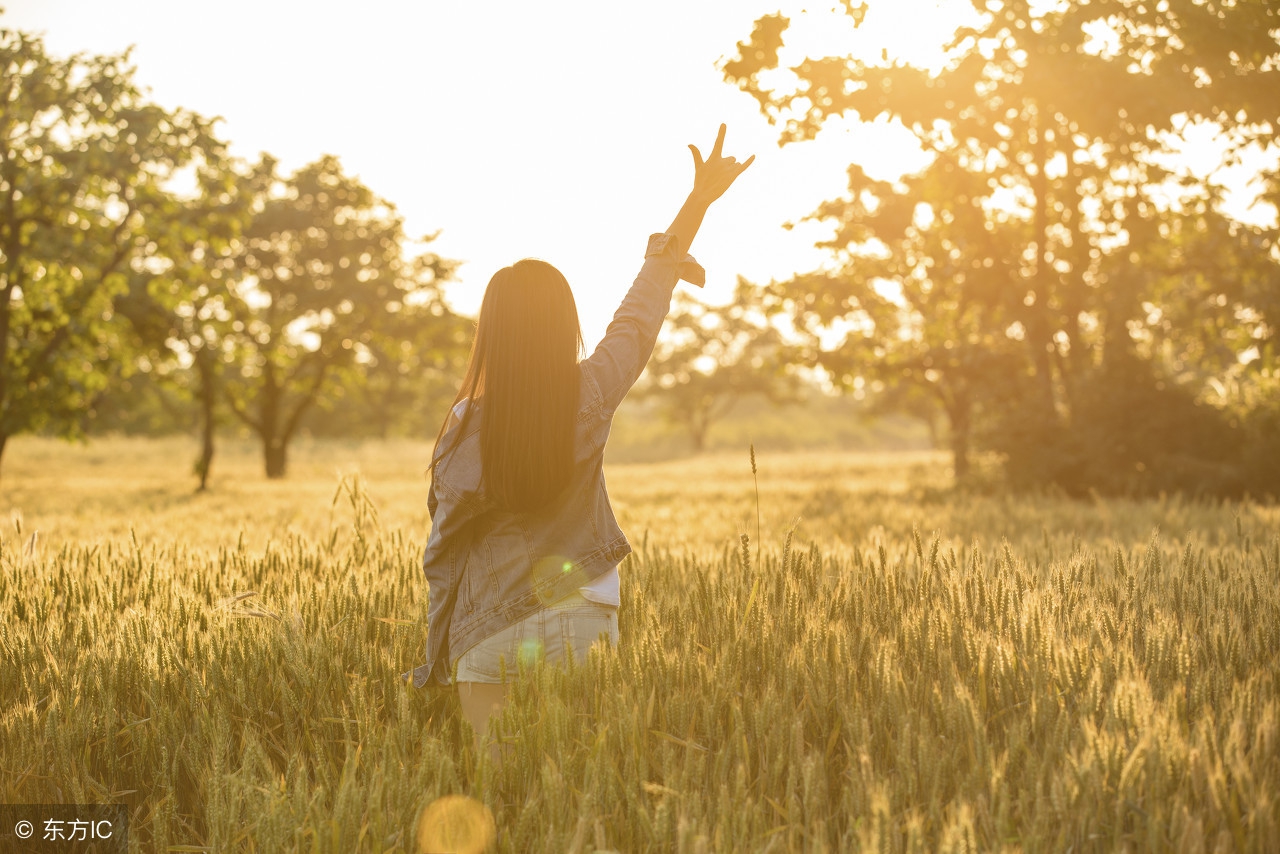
[744, 1, 983, 236]
[776, 0, 980, 74]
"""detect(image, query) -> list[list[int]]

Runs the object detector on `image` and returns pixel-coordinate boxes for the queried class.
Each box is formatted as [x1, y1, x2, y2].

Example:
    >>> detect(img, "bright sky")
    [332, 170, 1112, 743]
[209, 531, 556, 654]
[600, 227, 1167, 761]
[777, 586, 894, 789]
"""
[1, 0, 965, 349]
[4, 0, 1272, 349]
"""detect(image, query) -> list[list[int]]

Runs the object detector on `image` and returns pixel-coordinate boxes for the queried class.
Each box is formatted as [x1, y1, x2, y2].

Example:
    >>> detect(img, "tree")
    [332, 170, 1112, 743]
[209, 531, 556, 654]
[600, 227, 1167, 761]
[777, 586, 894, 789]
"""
[303, 285, 473, 440]
[114, 154, 265, 489]
[0, 26, 218, 480]
[1029, 176, 1280, 495]
[765, 155, 1028, 480]
[637, 278, 801, 452]
[224, 155, 457, 478]
[724, 0, 1279, 491]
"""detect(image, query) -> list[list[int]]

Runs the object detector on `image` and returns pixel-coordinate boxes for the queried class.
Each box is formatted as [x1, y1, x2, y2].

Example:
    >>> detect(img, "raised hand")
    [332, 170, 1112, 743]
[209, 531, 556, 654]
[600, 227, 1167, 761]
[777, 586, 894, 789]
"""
[688, 124, 755, 205]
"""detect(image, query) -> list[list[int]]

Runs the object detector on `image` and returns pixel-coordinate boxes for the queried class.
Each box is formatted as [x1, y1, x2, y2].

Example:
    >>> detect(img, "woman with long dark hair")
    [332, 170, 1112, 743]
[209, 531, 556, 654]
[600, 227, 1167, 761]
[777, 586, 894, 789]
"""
[405, 125, 754, 758]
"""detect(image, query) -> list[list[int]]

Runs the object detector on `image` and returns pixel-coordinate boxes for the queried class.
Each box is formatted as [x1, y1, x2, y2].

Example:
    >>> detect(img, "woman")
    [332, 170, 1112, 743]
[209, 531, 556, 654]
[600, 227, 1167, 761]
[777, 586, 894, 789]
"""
[404, 125, 754, 757]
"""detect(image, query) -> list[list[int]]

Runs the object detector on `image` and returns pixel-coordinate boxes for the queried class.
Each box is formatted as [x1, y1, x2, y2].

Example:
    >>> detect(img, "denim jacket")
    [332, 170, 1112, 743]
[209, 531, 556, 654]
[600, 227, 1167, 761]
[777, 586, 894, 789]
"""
[404, 232, 703, 688]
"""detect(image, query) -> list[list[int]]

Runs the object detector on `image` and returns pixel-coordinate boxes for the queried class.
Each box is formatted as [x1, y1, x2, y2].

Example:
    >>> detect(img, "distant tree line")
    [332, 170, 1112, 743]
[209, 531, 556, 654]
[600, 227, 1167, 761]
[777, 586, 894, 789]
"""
[5, 3, 1279, 499]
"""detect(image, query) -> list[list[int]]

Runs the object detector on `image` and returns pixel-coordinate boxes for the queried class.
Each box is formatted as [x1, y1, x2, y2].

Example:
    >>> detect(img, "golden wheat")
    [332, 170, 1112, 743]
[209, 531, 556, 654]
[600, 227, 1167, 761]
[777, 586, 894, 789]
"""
[1, 437, 1276, 851]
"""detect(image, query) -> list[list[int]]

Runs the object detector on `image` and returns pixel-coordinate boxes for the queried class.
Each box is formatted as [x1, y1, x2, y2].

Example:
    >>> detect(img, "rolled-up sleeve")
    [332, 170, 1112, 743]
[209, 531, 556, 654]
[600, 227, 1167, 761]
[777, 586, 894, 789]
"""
[582, 233, 703, 415]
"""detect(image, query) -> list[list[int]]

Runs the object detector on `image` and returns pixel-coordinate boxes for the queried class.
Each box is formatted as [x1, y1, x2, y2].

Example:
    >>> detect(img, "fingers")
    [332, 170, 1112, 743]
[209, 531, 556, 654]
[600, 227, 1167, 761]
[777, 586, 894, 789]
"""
[711, 123, 727, 158]
[689, 125, 755, 197]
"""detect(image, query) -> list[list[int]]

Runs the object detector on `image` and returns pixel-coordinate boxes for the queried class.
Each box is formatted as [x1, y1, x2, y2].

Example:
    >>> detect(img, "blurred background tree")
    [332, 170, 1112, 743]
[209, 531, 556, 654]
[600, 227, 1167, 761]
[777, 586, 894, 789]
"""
[2, 18, 470, 486]
[112, 149, 471, 484]
[221, 154, 461, 479]
[724, 0, 1279, 495]
[0, 26, 219, 481]
[635, 278, 802, 452]
[297, 249, 473, 441]
[761, 156, 1028, 480]
[114, 154, 267, 490]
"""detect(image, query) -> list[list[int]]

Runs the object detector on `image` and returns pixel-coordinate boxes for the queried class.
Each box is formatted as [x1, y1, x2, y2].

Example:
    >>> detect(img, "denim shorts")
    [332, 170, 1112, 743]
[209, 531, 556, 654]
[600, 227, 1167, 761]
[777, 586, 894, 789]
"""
[453, 589, 619, 683]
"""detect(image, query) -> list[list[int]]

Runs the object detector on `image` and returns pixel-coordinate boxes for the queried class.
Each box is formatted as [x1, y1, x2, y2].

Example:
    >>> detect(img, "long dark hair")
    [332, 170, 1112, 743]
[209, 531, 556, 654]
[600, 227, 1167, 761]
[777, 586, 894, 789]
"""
[431, 258, 584, 513]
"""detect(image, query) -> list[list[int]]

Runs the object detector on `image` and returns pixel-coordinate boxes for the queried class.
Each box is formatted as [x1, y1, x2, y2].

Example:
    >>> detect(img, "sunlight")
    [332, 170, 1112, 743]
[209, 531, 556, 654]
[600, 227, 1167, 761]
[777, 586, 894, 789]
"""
[774, 0, 981, 75]
[747, 0, 1279, 253]
[416, 796, 495, 854]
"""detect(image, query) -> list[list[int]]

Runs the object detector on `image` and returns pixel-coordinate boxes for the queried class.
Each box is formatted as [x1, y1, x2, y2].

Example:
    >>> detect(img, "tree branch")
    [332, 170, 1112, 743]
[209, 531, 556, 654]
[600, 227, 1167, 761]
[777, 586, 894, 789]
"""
[223, 387, 263, 434]
[281, 353, 332, 442]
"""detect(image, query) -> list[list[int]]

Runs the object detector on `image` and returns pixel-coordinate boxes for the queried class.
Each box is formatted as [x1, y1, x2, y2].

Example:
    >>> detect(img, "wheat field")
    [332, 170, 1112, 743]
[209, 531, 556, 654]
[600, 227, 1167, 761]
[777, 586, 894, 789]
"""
[1, 436, 1277, 852]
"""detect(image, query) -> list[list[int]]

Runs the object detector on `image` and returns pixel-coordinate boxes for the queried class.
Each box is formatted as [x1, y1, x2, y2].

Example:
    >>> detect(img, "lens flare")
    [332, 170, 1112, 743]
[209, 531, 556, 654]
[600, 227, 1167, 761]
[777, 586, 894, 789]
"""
[518, 637, 544, 667]
[532, 554, 574, 602]
[416, 795, 496, 854]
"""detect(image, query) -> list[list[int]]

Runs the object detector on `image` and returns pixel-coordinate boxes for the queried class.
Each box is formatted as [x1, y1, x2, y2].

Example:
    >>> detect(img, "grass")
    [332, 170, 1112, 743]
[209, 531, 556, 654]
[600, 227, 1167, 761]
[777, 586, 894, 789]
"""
[1, 435, 1277, 852]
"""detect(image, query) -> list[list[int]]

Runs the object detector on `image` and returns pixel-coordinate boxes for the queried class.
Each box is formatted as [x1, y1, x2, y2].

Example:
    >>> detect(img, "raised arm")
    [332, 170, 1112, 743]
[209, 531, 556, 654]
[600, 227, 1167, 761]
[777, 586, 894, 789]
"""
[581, 125, 754, 418]
[665, 123, 756, 256]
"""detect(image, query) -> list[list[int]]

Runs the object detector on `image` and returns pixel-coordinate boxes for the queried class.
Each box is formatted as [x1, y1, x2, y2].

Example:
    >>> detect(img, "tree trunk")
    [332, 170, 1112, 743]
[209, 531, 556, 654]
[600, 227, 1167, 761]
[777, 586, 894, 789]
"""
[1058, 135, 1087, 413]
[264, 439, 287, 479]
[950, 416, 971, 482]
[260, 360, 285, 478]
[688, 406, 710, 453]
[921, 412, 939, 450]
[1028, 102, 1058, 419]
[946, 393, 972, 483]
[375, 391, 392, 439]
[194, 350, 216, 491]
[0, 431, 7, 485]
[1101, 266, 1139, 371]
[690, 422, 708, 453]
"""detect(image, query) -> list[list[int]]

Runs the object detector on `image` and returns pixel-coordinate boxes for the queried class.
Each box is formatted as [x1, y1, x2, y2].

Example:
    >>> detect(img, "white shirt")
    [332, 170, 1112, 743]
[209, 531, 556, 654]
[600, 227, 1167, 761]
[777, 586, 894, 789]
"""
[579, 565, 620, 606]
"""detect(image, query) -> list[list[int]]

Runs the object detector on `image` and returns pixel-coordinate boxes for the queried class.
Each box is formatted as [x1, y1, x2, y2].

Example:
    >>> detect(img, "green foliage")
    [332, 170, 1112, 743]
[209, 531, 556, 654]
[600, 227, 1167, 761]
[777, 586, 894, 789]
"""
[723, 0, 1280, 495]
[762, 157, 1029, 479]
[996, 352, 1251, 497]
[992, 180, 1280, 497]
[1209, 356, 1280, 496]
[0, 24, 220, 466]
[102, 146, 470, 477]
[299, 280, 473, 440]
[222, 155, 462, 477]
[636, 278, 802, 451]
[80, 369, 195, 436]
[110, 151, 268, 488]
[0, 18, 467, 480]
